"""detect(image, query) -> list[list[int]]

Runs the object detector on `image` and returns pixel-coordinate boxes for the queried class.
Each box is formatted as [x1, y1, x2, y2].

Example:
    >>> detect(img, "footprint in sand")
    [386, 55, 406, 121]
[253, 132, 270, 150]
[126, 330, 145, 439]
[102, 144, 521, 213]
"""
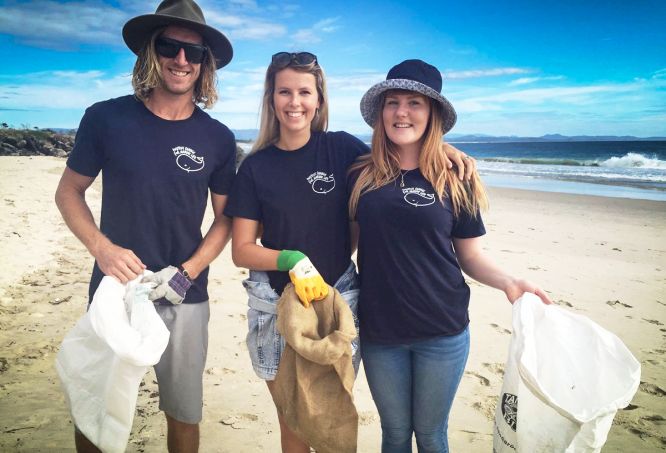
[465, 371, 490, 386]
[555, 299, 573, 307]
[471, 395, 497, 421]
[490, 323, 511, 335]
[482, 362, 505, 376]
[641, 414, 665, 424]
[606, 300, 633, 308]
[639, 381, 666, 397]
[358, 411, 377, 426]
[206, 366, 238, 376]
[220, 413, 259, 430]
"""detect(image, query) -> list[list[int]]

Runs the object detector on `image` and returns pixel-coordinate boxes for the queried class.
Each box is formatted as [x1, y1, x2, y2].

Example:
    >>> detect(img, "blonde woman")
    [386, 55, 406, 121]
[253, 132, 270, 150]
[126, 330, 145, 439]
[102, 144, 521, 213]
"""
[223, 53, 474, 452]
[349, 59, 552, 453]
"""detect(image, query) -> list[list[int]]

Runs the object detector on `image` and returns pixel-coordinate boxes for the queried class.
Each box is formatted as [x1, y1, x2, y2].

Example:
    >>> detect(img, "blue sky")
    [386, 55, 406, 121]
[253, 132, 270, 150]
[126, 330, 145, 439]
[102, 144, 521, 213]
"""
[1, 0, 665, 136]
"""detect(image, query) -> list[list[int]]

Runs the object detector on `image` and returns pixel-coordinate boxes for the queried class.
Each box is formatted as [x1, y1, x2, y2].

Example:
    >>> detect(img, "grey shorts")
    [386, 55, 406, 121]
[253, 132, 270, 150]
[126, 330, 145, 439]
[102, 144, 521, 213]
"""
[153, 300, 210, 424]
[244, 262, 360, 380]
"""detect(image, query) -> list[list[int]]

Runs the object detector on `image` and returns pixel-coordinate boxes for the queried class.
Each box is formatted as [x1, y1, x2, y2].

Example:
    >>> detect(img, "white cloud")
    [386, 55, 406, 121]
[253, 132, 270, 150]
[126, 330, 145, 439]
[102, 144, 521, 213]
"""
[508, 76, 565, 86]
[0, 0, 290, 50]
[177, 9, 288, 41]
[445, 68, 531, 79]
[652, 68, 666, 79]
[0, 70, 131, 110]
[0, 0, 128, 48]
[292, 17, 340, 45]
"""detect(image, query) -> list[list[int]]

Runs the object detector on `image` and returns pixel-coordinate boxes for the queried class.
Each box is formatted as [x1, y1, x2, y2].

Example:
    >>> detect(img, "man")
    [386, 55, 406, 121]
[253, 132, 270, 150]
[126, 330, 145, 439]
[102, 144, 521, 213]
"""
[54, 1, 235, 451]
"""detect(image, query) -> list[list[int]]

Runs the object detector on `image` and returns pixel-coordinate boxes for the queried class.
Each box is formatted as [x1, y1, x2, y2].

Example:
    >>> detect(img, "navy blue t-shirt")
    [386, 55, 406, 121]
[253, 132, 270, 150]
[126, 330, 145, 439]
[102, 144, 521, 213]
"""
[224, 131, 368, 293]
[353, 169, 486, 343]
[67, 95, 236, 303]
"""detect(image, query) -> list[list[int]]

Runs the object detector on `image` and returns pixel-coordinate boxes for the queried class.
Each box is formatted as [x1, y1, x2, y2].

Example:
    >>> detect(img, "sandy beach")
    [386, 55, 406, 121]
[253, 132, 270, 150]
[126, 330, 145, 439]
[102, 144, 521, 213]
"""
[1, 156, 664, 452]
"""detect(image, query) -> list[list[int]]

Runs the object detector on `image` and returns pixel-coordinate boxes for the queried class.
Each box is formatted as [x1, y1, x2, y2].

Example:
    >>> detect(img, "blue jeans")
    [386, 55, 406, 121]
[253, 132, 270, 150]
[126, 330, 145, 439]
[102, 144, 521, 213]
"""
[361, 327, 470, 453]
[244, 262, 360, 380]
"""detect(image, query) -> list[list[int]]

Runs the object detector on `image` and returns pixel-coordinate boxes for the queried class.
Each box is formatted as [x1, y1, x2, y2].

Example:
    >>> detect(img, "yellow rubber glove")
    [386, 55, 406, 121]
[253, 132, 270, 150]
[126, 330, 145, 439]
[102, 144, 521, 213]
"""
[278, 250, 329, 308]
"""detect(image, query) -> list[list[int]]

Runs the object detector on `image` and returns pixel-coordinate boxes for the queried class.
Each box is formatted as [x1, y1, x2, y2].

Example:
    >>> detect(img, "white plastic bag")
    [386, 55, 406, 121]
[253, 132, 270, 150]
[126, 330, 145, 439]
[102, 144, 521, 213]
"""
[493, 293, 640, 453]
[56, 273, 170, 453]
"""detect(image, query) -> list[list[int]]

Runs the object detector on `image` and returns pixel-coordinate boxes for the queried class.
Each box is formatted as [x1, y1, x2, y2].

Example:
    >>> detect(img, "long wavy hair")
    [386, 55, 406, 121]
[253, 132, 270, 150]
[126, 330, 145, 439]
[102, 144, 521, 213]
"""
[349, 90, 488, 218]
[252, 56, 328, 152]
[131, 27, 218, 108]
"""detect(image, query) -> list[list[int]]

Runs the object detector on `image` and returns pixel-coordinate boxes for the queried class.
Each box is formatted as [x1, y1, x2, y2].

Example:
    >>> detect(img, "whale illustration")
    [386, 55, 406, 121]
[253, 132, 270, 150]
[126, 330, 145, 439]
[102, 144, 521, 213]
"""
[176, 154, 205, 172]
[311, 175, 336, 194]
[404, 192, 435, 207]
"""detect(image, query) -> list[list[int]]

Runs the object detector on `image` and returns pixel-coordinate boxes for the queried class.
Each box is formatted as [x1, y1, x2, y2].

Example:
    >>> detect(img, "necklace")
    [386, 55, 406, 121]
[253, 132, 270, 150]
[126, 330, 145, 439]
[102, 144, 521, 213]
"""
[399, 168, 414, 188]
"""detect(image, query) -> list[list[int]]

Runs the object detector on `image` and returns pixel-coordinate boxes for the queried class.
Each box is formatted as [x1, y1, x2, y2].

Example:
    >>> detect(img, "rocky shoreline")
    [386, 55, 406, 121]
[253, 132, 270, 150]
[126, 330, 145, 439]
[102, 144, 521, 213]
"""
[0, 129, 75, 157]
[0, 128, 247, 167]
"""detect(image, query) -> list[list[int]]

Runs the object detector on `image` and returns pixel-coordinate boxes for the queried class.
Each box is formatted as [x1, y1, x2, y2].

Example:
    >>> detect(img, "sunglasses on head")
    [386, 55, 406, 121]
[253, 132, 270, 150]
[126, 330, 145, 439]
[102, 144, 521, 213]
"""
[271, 52, 318, 68]
[155, 36, 208, 64]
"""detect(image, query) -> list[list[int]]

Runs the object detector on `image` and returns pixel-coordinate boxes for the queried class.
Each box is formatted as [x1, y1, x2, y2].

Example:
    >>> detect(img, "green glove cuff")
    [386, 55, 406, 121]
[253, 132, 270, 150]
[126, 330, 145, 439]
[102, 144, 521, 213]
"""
[277, 250, 306, 271]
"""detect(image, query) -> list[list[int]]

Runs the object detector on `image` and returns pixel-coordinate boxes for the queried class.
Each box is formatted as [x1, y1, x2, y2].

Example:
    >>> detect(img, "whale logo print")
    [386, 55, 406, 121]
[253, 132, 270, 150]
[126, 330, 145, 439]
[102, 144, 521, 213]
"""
[307, 171, 336, 194]
[402, 187, 436, 207]
[172, 146, 205, 172]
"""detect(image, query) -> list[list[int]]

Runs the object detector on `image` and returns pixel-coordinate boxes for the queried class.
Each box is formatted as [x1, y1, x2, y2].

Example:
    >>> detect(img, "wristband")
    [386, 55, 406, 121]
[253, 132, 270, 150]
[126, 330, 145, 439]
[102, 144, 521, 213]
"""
[178, 265, 192, 281]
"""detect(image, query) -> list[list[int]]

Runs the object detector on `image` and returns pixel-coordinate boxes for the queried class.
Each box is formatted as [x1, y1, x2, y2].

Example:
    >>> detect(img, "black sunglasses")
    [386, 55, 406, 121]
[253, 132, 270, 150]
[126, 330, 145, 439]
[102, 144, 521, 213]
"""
[271, 52, 318, 68]
[155, 36, 208, 64]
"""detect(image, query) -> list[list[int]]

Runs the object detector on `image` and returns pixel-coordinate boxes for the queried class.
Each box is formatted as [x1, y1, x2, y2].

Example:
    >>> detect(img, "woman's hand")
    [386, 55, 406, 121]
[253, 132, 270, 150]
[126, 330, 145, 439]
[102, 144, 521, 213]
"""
[441, 142, 477, 181]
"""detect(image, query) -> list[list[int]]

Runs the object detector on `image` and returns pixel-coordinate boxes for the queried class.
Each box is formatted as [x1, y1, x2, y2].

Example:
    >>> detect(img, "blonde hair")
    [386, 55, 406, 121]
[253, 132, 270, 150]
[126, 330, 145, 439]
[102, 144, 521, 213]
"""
[252, 56, 329, 152]
[349, 91, 488, 218]
[131, 27, 218, 108]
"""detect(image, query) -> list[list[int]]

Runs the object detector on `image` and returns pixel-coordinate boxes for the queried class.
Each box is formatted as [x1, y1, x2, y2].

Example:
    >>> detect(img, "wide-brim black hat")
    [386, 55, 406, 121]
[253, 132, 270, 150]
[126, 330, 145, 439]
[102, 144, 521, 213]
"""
[122, 0, 233, 69]
[360, 59, 457, 134]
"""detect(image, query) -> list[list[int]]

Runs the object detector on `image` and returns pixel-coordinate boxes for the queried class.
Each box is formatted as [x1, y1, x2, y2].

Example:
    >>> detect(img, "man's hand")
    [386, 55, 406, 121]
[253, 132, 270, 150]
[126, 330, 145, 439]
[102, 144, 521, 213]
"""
[142, 265, 192, 305]
[93, 239, 145, 283]
[505, 278, 552, 305]
[277, 250, 328, 307]
[441, 142, 477, 181]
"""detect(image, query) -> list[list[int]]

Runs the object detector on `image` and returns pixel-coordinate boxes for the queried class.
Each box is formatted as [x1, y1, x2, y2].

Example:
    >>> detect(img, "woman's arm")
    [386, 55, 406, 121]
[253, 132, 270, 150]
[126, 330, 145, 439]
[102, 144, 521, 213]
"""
[230, 217, 280, 270]
[453, 236, 552, 304]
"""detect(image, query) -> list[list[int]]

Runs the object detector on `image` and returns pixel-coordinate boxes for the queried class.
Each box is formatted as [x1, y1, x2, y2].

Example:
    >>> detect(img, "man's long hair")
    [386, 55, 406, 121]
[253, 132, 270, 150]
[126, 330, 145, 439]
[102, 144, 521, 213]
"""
[131, 27, 218, 108]
[349, 91, 488, 218]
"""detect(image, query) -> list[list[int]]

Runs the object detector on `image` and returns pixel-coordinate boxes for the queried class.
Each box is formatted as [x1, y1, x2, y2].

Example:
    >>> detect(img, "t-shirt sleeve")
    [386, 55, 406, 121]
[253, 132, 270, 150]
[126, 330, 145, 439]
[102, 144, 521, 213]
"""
[209, 130, 236, 196]
[452, 207, 486, 238]
[66, 105, 104, 177]
[337, 131, 369, 160]
[223, 157, 262, 221]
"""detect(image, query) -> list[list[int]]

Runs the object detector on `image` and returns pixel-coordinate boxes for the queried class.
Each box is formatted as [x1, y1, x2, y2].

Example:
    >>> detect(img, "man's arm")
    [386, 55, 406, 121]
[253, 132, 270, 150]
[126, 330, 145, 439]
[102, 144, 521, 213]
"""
[55, 167, 145, 282]
[180, 192, 232, 279]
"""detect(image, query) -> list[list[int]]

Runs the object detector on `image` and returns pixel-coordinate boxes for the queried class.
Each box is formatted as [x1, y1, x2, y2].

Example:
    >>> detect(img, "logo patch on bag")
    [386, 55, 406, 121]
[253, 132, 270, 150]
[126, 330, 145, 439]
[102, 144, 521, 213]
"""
[501, 392, 518, 431]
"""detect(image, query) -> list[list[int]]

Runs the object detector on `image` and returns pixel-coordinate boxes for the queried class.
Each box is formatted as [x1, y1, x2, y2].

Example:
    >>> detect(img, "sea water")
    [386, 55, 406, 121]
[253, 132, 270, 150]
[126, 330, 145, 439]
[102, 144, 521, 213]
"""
[453, 141, 666, 201]
[239, 140, 666, 202]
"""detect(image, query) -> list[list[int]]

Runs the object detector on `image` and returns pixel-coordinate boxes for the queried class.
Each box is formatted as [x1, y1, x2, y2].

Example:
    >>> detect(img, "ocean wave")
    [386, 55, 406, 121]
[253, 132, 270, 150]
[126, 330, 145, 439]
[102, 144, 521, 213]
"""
[597, 152, 666, 169]
[480, 152, 666, 169]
